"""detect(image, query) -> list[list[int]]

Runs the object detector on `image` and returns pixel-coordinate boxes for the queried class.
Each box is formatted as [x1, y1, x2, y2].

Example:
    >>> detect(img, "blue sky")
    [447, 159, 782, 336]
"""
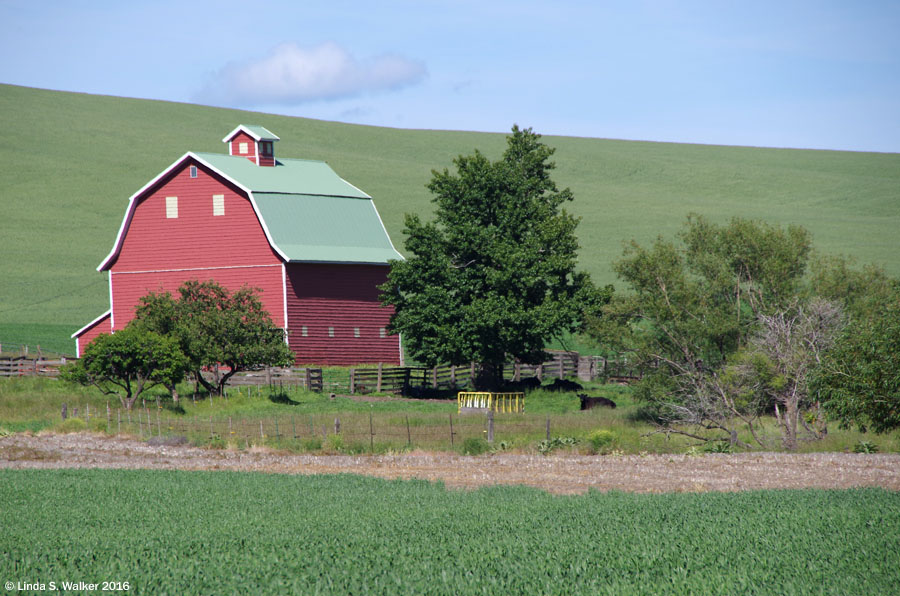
[2, 0, 898, 152]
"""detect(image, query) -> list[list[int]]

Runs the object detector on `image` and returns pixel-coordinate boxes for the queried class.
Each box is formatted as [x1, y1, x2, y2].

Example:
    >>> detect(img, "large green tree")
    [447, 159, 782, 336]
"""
[811, 288, 900, 434]
[589, 215, 822, 448]
[381, 126, 603, 387]
[134, 280, 294, 395]
[60, 326, 189, 411]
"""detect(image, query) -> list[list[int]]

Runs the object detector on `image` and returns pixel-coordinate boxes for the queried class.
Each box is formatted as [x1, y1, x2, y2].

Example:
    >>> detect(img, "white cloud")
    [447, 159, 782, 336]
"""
[196, 42, 426, 105]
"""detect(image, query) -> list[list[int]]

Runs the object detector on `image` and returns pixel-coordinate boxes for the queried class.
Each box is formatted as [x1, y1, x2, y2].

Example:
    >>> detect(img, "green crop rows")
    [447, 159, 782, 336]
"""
[1, 470, 898, 595]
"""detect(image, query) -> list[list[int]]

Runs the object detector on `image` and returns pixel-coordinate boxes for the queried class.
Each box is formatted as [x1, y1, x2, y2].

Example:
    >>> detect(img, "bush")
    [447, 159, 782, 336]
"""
[461, 437, 490, 456]
[853, 440, 879, 454]
[301, 438, 323, 452]
[324, 434, 344, 453]
[587, 430, 617, 454]
[538, 436, 579, 455]
[702, 441, 733, 454]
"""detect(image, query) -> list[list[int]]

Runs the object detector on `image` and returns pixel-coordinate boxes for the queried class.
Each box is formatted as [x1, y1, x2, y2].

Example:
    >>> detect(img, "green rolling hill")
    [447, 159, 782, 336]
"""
[1, 83, 898, 354]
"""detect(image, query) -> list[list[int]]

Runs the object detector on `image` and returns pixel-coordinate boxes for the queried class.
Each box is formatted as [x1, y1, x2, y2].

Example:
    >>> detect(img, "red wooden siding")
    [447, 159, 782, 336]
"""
[74, 312, 111, 358]
[110, 161, 281, 272]
[110, 265, 285, 330]
[285, 263, 400, 365]
[229, 131, 258, 163]
[107, 159, 285, 331]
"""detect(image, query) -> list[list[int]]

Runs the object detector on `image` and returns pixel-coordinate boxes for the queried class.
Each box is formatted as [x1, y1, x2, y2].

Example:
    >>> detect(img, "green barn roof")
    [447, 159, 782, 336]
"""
[99, 145, 402, 271]
[192, 152, 401, 264]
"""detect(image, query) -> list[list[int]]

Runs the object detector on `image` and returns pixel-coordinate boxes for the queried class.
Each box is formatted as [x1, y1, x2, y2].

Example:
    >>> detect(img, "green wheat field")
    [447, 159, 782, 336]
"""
[1, 469, 898, 596]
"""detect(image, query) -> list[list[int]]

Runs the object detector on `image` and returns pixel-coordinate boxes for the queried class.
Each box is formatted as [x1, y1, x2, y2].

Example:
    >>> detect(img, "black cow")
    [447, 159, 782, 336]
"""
[578, 393, 616, 410]
[546, 378, 583, 392]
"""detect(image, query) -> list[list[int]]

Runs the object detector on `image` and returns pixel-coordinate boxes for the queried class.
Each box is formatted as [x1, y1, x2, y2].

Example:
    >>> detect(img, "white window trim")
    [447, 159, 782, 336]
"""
[239, 142, 248, 155]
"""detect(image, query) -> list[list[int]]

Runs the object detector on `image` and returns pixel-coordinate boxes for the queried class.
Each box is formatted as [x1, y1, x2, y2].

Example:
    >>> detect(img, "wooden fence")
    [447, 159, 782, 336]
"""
[203, 367, 324, 392]
[346, 351, 641, 395]
[1, 350, 639, 393]
[0, 357, 70, 378]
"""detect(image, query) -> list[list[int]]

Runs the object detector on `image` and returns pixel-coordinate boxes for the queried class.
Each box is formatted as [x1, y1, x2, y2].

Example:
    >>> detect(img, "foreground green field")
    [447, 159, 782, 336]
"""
[1, 469, 897, 595]
[2, 83, 899, 354]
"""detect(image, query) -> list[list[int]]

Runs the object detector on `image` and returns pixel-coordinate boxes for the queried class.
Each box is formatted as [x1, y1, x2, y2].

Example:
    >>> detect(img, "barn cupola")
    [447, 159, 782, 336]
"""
[222, 125, 280, 167]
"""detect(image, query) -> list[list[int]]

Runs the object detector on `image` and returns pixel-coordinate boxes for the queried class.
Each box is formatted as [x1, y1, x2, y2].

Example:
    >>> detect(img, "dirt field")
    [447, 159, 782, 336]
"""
[2, 432, 899, 494]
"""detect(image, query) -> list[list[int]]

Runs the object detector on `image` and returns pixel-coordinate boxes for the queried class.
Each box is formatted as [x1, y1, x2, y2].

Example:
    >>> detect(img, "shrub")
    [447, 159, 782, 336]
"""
[324, 434, 344, 453]
[538, 436, 579, 455]
[301, 438, 323, 452]
[461, 437, 490, 456]
[853, 440, 879, 454]
[587, 430, 617, 454]
[702, 441, 733, 454]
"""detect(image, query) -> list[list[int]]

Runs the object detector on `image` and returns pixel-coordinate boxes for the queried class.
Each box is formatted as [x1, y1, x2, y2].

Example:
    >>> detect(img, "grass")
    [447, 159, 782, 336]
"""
[3, 376, 897, 455]
[1, 83, 899, 353]
[2, 469, 898, 595]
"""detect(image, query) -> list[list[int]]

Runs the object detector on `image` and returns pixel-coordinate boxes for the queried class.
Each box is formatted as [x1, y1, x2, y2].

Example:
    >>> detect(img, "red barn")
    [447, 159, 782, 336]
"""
[73, 125, 404, 365]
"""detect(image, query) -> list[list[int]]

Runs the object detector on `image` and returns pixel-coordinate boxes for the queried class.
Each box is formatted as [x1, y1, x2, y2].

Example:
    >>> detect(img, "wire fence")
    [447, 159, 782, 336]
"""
[66, 401, 599, 452]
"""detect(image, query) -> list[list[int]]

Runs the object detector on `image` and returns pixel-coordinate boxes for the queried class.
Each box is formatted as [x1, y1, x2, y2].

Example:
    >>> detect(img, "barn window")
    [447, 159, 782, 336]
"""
[189, 165, 198, 178]
[353, 327, 360, 338]
[165, 196, 178, 219]
[328, 327, 335, 338]
[239, 142, 248, 154]
[260, 141, 273, 156]
[212, 194, 225, 216]
[379, 328, 386, 338]
[301, 326, 308, 337]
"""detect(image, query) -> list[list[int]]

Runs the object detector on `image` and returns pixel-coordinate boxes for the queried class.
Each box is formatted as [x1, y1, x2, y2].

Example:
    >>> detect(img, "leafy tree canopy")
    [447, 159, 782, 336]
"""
[134, 280, 293, 395]
[381, 126, 606, 384]
[811, 288, 900, 433]
[60, 326, 189, 410]
[587, 215, 825, 448]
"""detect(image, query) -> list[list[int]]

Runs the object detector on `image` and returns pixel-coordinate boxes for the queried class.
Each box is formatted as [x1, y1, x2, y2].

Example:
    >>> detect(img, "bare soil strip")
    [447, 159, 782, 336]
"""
[2, 432, 899, 494]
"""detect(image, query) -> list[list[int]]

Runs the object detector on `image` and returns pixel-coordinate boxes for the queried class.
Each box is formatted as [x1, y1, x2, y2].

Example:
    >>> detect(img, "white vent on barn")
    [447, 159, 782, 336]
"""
[212, 195, 225, 216]
[165, 196, 178, 219]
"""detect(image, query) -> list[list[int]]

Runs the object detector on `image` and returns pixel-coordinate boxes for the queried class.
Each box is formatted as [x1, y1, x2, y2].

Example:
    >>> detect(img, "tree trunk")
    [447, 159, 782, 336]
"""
[195, 370, 218, 395]
[473, 362, 503, 391]
[781, 399, 799, 451]
[168, 383, 179, 404]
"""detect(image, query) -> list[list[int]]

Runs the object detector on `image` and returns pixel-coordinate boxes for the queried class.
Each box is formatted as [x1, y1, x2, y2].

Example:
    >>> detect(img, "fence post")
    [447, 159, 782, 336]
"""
[487, 410, 494, 443]
[61, 403, 67, 421]
[431, 366, 438, 389]
[449, 414, 455, 447]
[514, 361, 521, 382]
[350, 369, 356, 394]
[558, 355, 564, 379]
[450, 365, 456, 387]
[406, 415, 411, 447]
[305, 368, 312, 390]
[546, 416, 551, 441]
[334, 417, 340, 435]
[377, 363, 383, 393]
[369, 413, 374, 453]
